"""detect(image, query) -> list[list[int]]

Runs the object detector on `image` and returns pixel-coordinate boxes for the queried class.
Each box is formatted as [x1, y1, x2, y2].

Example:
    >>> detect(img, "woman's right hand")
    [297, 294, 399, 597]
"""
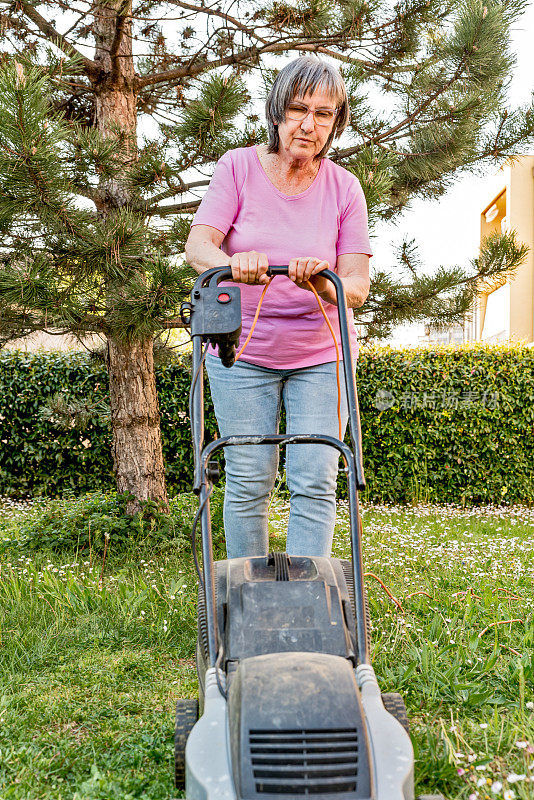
[230, 251, 270, 285]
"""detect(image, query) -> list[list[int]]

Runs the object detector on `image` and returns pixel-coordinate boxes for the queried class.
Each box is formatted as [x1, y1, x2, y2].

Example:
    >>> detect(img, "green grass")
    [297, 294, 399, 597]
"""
[1, 495, 533, 800]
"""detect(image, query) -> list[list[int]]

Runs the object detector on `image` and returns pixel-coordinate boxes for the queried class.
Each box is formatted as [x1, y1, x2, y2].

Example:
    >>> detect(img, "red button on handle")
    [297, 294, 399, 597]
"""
[217, 292, 231, 303]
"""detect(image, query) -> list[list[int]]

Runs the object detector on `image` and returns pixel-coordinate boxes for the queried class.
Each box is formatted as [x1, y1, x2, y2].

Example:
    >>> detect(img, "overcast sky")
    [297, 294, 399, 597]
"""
[377, 2, 534, 344]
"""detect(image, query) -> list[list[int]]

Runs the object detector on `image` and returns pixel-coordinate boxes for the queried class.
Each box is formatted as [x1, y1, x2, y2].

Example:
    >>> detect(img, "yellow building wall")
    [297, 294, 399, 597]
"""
[478, 187, 507, 339]
[478, 156, 534, 343]
[508, 156, 534, 342]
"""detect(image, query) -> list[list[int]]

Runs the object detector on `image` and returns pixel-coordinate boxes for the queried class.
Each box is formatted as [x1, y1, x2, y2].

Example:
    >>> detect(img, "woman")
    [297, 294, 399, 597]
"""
[185, 56, 372, 559]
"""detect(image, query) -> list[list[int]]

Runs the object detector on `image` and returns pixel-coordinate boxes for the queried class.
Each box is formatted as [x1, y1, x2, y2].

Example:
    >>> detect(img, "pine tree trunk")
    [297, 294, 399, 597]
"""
[107, 338, 167, 509]
[93, 0, 168, 512]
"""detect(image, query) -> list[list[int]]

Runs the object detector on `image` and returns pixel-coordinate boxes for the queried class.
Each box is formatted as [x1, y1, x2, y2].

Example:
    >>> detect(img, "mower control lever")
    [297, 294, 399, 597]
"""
[188, 280, 242, 367]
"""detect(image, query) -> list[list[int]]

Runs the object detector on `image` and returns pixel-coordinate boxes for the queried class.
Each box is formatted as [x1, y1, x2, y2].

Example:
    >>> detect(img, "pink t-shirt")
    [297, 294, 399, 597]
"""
[192, 146, 372, 369]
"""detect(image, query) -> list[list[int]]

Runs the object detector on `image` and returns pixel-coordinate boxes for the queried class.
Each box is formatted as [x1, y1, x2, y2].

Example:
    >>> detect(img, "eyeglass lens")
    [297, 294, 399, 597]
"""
[286, 103, 337, 126]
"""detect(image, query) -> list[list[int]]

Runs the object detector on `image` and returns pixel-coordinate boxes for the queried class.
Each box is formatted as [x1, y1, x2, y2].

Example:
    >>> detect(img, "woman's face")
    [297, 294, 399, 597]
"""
[276, 87, 338, 163]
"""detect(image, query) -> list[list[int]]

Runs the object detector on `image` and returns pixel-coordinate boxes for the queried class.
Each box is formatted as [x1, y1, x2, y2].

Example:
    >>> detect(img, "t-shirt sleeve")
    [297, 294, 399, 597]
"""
[191, 151, 239, 236]
[336, 177, 373, 257]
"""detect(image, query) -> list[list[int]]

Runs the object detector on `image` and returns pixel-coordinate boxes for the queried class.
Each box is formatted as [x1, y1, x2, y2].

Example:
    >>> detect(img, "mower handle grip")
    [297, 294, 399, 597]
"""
[202, 264, 332, 286]
[267, 265, 328, 277]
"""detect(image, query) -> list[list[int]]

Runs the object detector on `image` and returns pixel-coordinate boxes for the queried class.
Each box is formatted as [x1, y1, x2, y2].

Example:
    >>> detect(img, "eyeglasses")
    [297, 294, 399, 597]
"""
[285, 102, 338, 127]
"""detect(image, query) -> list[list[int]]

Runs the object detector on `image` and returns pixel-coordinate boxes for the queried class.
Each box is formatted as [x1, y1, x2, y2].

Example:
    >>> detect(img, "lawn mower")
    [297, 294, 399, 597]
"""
[175, 265, 444, 800]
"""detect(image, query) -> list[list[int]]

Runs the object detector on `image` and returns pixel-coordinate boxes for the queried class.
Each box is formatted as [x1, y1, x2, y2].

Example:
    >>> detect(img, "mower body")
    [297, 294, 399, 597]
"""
[186, 554, 414, 800]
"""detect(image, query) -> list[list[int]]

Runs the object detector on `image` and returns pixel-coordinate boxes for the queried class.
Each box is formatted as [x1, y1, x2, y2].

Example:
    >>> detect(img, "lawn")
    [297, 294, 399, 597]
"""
[0, 494, 533, 800]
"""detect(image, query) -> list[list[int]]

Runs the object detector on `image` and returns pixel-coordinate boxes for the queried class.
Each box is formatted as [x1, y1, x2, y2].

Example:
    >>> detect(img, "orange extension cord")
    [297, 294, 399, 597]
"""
[235, 277, 342, 441]
[232, 278, 413, 615]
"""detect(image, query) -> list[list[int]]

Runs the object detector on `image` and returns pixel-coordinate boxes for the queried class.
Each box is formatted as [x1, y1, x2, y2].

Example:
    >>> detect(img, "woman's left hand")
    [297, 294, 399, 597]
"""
[288, 257, 330, 295]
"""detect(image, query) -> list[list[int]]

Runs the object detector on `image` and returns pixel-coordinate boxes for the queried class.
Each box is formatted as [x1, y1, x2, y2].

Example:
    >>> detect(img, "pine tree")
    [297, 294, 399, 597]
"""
[0, 0, 533, 508]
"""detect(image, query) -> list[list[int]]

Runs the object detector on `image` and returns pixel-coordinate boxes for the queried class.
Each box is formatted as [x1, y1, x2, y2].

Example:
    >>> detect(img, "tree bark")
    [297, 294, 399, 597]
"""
[93, 0, 168, 512]
[107, 338, 167, 509]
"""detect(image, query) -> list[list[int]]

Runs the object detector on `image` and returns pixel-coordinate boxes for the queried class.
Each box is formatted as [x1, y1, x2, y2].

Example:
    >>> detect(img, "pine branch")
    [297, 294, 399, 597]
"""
[161, 316, 187, 329]
[12, 0, 99, 78]
[0, 307, 106, 344]
[136, 37, 372, 89]
[62, 7, 93, 40]
[148, 200, 200, 217]
[166, 0, 270, 45]
[352, 228, 529, 341]
[40, 391, 111, 431]
[144, 178, 209, 208]
[336, 64, 469, 160]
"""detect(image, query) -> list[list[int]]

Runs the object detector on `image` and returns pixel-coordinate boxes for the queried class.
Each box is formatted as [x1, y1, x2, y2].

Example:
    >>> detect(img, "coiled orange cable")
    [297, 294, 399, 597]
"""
[235, 278, 343, 441]
[232, 282, 406, 607]
[235, 279, 273, 362]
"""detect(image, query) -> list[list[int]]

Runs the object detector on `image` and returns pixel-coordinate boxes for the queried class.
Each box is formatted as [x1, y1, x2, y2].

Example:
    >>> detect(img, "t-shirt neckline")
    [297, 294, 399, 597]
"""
[253, 146, 325, 200]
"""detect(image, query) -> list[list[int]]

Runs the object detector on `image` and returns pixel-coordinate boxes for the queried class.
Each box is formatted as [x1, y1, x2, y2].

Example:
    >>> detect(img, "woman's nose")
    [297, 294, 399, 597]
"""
[300, 112, 315, 131]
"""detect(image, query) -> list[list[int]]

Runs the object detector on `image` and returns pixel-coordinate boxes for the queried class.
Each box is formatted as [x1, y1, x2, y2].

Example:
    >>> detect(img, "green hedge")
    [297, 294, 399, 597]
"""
[0, 350, 218, 496]
[0, 343, 533, 503]
[358, 343, 534, 504]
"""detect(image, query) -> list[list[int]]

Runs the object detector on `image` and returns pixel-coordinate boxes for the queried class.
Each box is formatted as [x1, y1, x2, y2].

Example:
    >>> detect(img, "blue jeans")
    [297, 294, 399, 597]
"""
[205, 354, 350, 559]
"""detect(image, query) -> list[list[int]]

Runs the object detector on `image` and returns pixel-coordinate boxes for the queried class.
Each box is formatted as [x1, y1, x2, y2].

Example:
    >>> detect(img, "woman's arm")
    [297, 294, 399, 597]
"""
[336, 253, 370, 308]
[185, 225, 230, 274]
[292, 253, 370, 308]
[185, 224, 270, 284]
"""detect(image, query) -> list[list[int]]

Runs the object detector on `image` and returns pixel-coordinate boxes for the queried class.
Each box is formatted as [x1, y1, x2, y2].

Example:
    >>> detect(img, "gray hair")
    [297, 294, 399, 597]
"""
[265, 56, 350, 160]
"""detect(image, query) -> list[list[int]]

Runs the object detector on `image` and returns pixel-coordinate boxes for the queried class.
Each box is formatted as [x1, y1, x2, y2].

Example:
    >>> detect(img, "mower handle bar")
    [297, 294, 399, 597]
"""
[189, 266, 370, 668]
[193, 265, 366, 491]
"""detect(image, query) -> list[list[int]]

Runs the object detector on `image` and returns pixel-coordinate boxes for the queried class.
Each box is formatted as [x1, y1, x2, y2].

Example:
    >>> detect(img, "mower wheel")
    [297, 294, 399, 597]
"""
[381, 692, 410, 734]
[174, 698, 199, 789]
